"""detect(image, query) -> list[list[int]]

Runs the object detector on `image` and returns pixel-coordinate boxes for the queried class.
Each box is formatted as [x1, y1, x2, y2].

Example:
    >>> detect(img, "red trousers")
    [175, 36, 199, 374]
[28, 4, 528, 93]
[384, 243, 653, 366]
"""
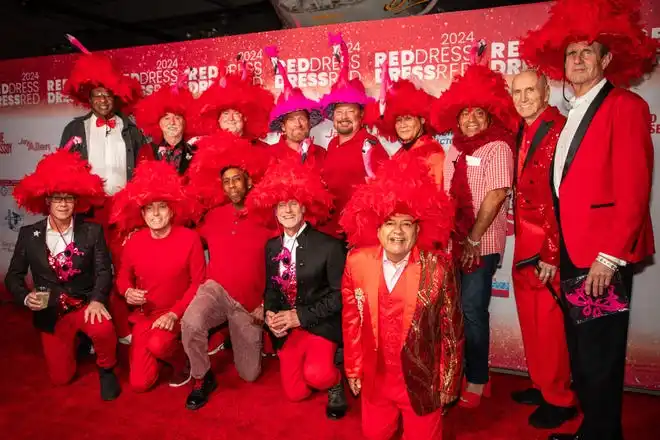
[512, 266, 575, 407]
[361, 372, 442, 440]
[108, 289, 131, 339]
[129, 315, 186, 392]
[278, 329, 340, 401]
[40, 307, 117, 385]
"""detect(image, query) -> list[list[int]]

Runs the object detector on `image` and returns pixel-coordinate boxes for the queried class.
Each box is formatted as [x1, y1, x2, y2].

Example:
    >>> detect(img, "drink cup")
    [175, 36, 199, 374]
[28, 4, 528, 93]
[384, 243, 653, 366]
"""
[35, 286, 50, 309]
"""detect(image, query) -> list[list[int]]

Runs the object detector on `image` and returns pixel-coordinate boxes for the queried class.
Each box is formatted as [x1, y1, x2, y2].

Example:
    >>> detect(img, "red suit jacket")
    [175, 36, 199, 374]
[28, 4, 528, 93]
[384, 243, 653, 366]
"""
[514, 106, 565, 266]
[558, 85, 654, 267]
[341, 246, 463, 416]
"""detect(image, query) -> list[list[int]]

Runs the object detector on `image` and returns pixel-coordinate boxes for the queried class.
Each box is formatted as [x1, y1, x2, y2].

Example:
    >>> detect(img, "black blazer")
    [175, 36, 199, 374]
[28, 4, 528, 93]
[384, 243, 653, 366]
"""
[147, 140, 197, 175]
[4, 218, 113, 333]
[59, 112, 144, 180]
[264, 224, 346, 349]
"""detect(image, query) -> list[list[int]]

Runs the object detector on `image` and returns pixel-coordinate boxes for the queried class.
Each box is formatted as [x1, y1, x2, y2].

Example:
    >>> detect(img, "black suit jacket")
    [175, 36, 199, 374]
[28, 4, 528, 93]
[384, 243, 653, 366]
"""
[4, 218, 113, 333]
[147, 140, 197, 175]
[59, 112, 144, 180]
[264, 224, 346, 348]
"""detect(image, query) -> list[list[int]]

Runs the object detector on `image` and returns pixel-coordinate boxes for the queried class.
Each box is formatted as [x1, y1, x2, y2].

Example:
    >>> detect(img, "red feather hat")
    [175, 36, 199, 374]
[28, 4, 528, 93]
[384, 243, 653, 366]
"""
[109, 161, 194, 236]
[184, 132, 270, 219]
[340, 154, 454, 251]
[13, 149, 105, 215]
[246, 159, 334, 228]
[520, 0, 659, 86]
[191, 65, 274, 140]
[430, 64, 520, 135]
[133, 85, 196, 143]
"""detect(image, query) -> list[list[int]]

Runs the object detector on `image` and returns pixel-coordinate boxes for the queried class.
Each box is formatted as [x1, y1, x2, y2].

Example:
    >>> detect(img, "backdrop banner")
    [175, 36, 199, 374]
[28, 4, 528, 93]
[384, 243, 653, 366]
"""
[1, 1, 658, 390]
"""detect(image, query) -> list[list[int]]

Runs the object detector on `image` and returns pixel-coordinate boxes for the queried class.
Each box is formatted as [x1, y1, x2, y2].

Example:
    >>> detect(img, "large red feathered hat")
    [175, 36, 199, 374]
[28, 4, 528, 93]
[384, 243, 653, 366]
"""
[340, 154, 454, 251]
[246, 159, 334, 228]
[185, 132, 270, 219]
[13, 149, 106, 215]
[63, 35, 142, 109]
[431, 64, 520, 134]
[133, 82, 196, 143]
[109, 161, 194, 236]
[191, 61, 274, 140]
[520, 0, 659, 86]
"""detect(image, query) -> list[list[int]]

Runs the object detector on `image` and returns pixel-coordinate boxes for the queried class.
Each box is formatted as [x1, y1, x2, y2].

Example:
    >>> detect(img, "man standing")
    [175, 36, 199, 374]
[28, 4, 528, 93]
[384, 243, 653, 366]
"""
[111, 161, 205, 392]
[432, 63, 518, 408]
[5, 149, 120, 401]
[521, 1, 657, 439]
[340, 156, 461, 439]
[181, 139, 273, 410]
[248, 160, 347, 419]
[510, 70, 576, 428]
[60, 52, 143, 195]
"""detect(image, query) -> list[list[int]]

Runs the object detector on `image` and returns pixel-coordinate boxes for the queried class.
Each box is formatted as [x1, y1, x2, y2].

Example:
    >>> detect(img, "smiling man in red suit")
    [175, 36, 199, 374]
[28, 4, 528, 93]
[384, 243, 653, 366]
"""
[521, 1, 657, 439]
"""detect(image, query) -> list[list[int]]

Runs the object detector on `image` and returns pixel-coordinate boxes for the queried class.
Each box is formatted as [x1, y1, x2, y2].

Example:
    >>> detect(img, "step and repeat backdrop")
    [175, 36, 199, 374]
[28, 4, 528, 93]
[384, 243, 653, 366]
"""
[1, 1, 659, 390]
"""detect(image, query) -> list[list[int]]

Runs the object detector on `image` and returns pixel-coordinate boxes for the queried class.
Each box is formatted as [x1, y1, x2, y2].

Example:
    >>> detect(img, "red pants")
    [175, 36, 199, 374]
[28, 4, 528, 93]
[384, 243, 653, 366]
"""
[129, 315, 186, 392]
[40, 307, 117, 385]
[362, 372, 442, 440]
[512, 266, 575, 407]
[108, 289, 131, 339]
[278, 329, 340, 401]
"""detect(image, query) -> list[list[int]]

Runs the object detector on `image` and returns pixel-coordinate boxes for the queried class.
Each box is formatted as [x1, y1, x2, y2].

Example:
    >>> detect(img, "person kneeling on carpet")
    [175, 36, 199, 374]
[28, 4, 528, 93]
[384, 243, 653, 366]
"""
[111, 161, 205, 392]
[339, 156, 463, 440]
[247, 160, 348, 420]
[5, 149, 120, 401]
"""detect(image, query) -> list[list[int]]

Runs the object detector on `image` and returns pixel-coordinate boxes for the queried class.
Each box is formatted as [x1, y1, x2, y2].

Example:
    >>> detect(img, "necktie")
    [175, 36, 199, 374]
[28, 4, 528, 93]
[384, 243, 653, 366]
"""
[96, 118, 117, 128]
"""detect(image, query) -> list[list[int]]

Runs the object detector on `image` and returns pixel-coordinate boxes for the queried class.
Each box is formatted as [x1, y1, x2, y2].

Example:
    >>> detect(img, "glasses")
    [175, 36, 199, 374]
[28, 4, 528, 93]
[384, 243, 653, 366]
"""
[49, 195, 76, 205]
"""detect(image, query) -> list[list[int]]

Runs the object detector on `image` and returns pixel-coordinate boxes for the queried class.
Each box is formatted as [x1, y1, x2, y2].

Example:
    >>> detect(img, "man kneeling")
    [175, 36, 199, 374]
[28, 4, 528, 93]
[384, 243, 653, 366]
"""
[248, 160, 348, 419]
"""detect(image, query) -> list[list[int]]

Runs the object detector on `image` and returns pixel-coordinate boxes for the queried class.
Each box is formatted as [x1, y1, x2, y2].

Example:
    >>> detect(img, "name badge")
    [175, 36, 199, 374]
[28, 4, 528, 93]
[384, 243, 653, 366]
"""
[466, 155, 481, 166]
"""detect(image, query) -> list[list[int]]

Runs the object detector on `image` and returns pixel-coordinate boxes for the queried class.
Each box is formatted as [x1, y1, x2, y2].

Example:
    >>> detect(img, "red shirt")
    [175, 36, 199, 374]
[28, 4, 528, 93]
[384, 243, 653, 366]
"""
[198, 204, 273, 312]
[117, 226, 206, 318]
[268, 137, 326, 169]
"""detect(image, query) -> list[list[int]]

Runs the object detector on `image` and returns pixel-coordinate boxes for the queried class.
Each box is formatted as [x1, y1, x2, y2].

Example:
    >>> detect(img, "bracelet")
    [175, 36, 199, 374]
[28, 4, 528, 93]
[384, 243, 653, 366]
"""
[596, 255, 618, 272]
[466, 236, 481, 247]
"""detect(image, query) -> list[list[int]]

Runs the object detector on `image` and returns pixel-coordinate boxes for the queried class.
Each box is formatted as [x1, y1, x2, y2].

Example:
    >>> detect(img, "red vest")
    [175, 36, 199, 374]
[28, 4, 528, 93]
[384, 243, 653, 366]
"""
[377, 276, 406, 375]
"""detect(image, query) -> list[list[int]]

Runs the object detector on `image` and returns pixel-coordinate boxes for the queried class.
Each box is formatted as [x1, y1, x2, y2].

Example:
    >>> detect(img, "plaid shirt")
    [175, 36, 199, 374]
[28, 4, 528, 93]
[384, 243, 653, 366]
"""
[444, 140, 513, 257]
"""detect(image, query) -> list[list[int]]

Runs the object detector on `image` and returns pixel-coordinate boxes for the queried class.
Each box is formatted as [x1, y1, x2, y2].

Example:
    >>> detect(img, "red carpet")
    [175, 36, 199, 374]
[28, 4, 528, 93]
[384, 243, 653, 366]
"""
[0, 303, 658, 440]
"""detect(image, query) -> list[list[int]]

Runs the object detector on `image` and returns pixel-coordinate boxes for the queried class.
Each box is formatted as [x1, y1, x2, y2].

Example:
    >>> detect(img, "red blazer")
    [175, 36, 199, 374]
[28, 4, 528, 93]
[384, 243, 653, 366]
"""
[514, 106, 565, 266]
[341, 246, 463, 415]
[267, 137, 326, 169]
[558, 86, 654, 267]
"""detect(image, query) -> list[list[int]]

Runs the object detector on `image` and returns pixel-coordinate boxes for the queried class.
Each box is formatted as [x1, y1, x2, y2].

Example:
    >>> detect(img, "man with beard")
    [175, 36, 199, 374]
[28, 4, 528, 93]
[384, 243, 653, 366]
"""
[181, 138, 273, 410]
[509, 69, 577, 429]
[134, 84, 197, 175]
[431, 62, 518, 409]
[521, 1, 656, 438]
[112, 161, 205, 392]
[247, 160, 347, 419]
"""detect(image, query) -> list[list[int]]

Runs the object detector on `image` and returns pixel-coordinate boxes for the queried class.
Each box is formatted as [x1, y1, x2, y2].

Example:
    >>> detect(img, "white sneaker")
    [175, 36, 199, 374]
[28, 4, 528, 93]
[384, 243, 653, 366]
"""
[118, 334, 132, 345]
[208, 342, 225, 356]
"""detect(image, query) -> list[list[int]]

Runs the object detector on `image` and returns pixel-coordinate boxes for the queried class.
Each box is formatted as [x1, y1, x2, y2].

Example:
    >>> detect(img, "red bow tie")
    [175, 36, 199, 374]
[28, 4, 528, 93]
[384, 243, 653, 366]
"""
[96, 118, 116, 129]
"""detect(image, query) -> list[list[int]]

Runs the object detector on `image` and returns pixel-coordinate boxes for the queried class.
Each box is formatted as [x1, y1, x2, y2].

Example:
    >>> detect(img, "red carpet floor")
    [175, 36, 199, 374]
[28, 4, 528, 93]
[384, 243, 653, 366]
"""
[1, 303, 658, 440]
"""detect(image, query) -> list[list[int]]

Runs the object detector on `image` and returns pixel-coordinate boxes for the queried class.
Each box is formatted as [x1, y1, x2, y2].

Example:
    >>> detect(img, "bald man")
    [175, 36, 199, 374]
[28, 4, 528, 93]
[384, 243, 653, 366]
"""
[510, 70, 577, 429]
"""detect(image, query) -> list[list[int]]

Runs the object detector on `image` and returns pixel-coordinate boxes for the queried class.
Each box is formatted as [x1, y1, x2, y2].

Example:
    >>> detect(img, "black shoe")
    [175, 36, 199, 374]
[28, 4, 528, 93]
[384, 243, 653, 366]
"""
[185, 370, 218, 410]
[530, 402, 578, 429]
[548, 434, 578, 440]
[326, 382, 348, 420]
[511, 388, 544, 405]
[99, 367, 121, 401]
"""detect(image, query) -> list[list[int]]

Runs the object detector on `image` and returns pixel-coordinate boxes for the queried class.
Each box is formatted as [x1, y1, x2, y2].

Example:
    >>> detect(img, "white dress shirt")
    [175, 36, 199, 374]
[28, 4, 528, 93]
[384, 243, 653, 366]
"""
[279, 223, 307, 275]
[382, 251, 411, 293]
[46, 218, 74, 256]
[87, 114, 127, 195]
[552, 78, 625, 266]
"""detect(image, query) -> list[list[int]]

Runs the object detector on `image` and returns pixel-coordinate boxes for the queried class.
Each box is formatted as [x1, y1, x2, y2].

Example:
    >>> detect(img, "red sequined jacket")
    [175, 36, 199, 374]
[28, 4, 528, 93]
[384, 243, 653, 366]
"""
[341, 246, 463, 416]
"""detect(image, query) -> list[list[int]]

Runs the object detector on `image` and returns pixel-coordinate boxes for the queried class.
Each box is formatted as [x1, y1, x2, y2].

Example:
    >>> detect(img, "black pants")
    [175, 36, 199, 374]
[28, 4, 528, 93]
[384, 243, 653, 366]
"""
[559, 238, 632, 440]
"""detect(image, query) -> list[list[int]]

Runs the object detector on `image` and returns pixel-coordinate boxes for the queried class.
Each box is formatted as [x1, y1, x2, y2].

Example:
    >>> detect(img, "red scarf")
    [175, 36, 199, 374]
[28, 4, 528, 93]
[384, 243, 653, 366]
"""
[450, 123, 514, 268]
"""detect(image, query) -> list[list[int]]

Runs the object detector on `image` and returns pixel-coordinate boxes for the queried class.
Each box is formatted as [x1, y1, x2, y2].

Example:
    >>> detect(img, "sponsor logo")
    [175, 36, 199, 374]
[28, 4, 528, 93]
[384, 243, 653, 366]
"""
[0, 240, 15, 254]
[18, 138, 52, 152]
[489, 40, 523, 75]
[0, 132, 12, 155]
[492, 278, 510, 298]
[4, 209, 23, 232]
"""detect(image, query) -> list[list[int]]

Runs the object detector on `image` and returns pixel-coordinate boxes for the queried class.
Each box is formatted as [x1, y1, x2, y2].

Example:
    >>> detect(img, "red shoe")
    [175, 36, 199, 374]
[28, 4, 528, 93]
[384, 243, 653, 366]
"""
[459, 381, 491, 408]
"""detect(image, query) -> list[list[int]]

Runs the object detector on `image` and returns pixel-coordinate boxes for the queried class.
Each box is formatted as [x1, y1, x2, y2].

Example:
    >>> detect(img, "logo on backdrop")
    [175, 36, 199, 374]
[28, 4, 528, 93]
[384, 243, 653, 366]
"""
[0, 132, 13, 155]
[650, 113, 659, 134]
[4, 209, 23, 232]
[46, 78, 72, 104]
[0, 71, 40, 107]
[490, 40, 524, 75]
[18, 138, 51, 152]
[492, 277, 511, 298]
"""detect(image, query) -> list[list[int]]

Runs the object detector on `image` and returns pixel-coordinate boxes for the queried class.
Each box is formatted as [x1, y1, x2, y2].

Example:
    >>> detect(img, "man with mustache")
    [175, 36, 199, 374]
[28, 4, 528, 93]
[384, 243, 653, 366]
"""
[521, 1, 656, 438]
[509, 69, 576, 429]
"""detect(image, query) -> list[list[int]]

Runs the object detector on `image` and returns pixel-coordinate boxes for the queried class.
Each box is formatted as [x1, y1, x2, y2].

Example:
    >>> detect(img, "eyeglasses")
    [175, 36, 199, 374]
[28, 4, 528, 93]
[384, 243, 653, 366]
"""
[49, 195, 76, 205]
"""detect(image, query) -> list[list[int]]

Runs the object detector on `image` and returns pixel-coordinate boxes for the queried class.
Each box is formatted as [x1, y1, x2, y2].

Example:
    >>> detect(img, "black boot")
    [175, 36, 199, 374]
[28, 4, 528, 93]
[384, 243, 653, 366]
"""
[511, 387, 544, 405]
[99, 367, 121, 401]
[529, 401, 578, 429]
[185, 370, 218, 410]
[326, 382, 348, 420]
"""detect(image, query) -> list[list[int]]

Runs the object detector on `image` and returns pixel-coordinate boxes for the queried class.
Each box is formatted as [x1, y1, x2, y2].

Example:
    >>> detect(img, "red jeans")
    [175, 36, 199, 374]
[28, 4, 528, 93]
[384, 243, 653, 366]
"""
[278, 329, 340, 401]
[40, 307, 117, 385]
[129, 315, 185, 392]
[361, 372, 442, 440]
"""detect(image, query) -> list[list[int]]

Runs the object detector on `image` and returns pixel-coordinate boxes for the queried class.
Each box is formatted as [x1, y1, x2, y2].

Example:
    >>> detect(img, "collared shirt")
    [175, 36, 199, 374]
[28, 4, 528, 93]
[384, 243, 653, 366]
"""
[46, 218, 74, 256]
[279, 223, 307, 275]
[382, 251, 411, 293]
[87, 114, 127, 195]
